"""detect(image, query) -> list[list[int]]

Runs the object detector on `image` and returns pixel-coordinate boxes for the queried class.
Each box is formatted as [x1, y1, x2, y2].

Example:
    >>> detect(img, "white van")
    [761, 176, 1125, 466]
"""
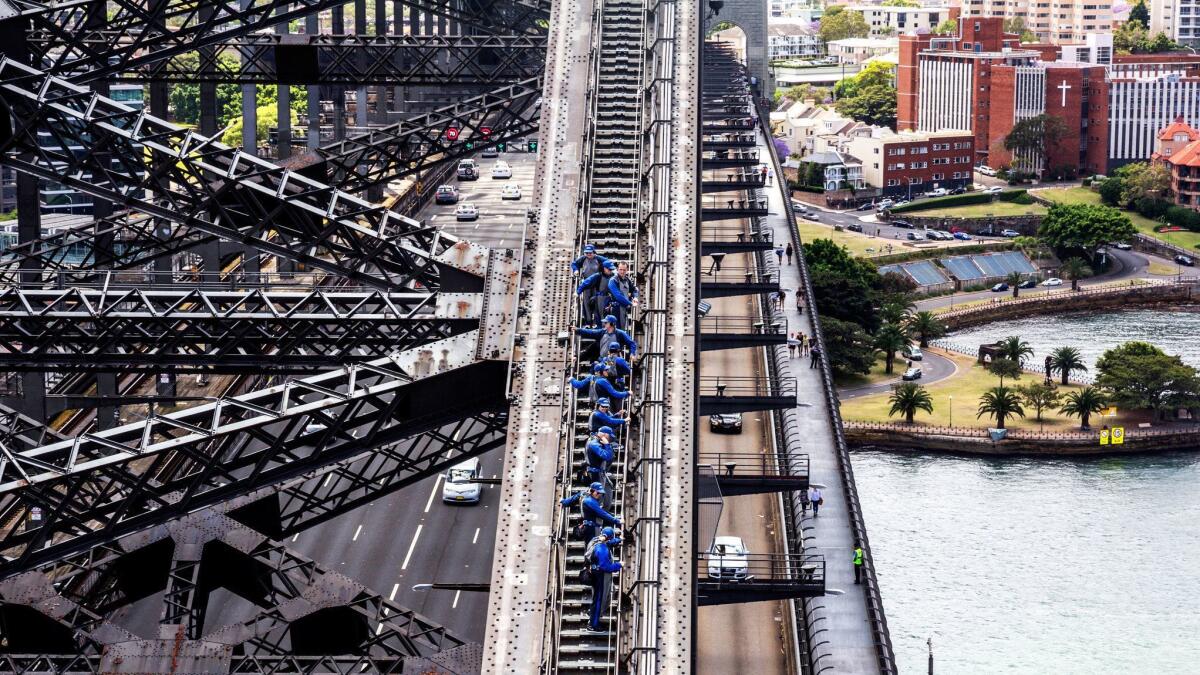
[975, 165, 998, 177]
[442, 457, 483, 504]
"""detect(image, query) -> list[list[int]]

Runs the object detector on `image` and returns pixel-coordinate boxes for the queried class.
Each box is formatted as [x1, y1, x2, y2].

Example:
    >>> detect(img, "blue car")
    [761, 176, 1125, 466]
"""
[953, 231, 973, 241]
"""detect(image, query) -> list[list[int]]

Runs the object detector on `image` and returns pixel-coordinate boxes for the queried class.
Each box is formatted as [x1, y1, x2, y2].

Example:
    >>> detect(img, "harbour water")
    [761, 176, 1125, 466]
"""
[853, 310, 1200, 673]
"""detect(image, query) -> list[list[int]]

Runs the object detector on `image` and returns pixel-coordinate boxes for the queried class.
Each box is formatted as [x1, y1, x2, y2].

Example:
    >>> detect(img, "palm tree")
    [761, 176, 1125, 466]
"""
[1049, 346, 1088, 385]
[977, 386, 1025, 430]
[1005, 271, 1023, 298]
[1060, 257, 1092, 291]
[873, 323, 911, 374]
[905, 310, 946, 348]
[880, 297, 915, 325]
[1059, 386, 1107, 430]
[997, 335, 1033, 365]
[888, 382, 934, 424]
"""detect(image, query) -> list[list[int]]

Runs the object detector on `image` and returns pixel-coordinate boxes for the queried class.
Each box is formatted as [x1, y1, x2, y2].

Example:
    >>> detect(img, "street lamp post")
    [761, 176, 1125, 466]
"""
[949, 395, 953, 427]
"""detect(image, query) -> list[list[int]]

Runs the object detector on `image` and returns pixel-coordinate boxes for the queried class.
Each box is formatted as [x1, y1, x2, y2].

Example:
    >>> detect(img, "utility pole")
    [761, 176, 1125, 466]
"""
[928, 636, 934, 675]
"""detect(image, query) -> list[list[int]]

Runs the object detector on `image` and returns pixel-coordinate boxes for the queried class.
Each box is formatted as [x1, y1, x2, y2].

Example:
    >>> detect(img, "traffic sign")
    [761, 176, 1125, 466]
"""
[528, 140, 538, 152]
[445, 126, 460, 141]
[496, 142, 506, 152]
[1099, 429, 1110, 445]
[1111, 426, 1125, 445]
[480, 126, 492, 136]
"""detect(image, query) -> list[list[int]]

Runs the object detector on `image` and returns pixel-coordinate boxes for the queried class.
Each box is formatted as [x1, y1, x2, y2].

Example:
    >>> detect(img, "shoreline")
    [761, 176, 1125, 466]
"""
[844, 424, 1200, 456]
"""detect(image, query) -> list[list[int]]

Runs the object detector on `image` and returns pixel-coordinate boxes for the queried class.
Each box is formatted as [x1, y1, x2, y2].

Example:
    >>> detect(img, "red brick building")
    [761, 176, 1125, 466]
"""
[846, 129, 975, 198]
[1153, 117, 1200, 212]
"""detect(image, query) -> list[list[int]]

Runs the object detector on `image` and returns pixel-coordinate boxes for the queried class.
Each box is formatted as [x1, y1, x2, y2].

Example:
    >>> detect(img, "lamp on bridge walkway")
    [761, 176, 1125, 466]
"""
[708, 252, 726, 273]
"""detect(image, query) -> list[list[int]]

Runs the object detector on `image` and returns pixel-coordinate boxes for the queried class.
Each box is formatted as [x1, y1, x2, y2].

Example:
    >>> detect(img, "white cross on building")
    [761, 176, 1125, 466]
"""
[1057, 80, 1072, 107]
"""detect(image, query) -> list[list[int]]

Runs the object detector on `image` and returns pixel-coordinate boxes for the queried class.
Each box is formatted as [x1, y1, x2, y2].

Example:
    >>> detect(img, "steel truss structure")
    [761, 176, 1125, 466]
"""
[0, 507, 479, 673]
[106, 33, 548, 86]
[0, 287, 482, 371]
[19, 0, 549, 81]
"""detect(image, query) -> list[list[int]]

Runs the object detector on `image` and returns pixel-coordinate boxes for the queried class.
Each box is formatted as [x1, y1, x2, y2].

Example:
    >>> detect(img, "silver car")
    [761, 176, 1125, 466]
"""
[442, 458, 483, 504]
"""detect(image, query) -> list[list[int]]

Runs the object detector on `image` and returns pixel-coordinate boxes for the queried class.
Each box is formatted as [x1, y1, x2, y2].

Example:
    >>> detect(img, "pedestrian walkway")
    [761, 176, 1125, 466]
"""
[755, 126, 884, 674]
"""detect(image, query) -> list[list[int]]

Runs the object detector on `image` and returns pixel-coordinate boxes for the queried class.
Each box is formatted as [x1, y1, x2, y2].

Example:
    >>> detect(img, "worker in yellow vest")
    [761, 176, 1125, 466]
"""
[853, 544, 864, 585]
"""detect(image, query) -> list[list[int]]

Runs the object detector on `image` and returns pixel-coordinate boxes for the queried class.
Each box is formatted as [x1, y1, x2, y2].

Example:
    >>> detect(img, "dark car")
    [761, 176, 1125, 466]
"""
[481, 146, 499, 158]
[891, 219, 913, 229]
[1176, 255, 1195, 267]
[991, 282, 1009, 292]
[950, 186, 967, 195]
[856, 203, 874, 211]
[847, 223, 863, 232]
[906, 231, 924, 241]
[901, 367, 923, 381]
[709, 413, 743, 433]
[434, 185, 459, 204]
[1018, 279, 1036, 289]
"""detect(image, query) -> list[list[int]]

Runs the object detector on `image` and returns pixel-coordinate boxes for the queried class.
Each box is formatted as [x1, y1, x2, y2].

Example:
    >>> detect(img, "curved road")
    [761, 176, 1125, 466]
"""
[837, 349, 956, 399]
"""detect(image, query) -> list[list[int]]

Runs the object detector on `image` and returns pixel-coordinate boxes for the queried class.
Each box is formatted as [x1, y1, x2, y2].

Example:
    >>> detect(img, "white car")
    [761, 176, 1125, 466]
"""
[706, 536, 750, 580]
[1041, 277, 1063, 287]
[455, 203, 479, 221]
[501, 184, 522, 200]
[491, 161, 512, 179]
[985, 186, 1004, 194]
[441, 458, 483, 504]
[928, 188, 949, 197]
[976, 165, 998, 177]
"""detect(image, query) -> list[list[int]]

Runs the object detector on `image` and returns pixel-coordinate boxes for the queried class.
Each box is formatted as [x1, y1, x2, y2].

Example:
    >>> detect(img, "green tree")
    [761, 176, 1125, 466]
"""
[1129, 0, 1150, 28]
[879, 296, 914, 325]
[1095, 342, 1200, 419]
[1098, 176, 1125, 206]
[874, 322, 911, 374]
[935, 18, 958, 33]
[819, 6, 870, 43]
[1018, 381, 1061, 422]
[784, 83, 832, 104]
[904, 311, 945, 348]
[707, 20, 735, 37]
[880, 0, 920, 5]
[977, 386, 1025, 430]
[1049, 346, 1088, 385]
[804, 239, 884, 332]
[1059, 256, 1093, 291]
[888, 382, 934, 424]
[167, 52, 243, 127]
[1115, 162, 1172, 205]
[1003, 114, 1069, 177]
[1059, 387, 1107, 430]
[1002, 16, 1038, 42]
[986, 357, 1022, 387]
[1005, 271, 1024, 298]
[1114, 20, 1149, 53]
[997, 335, 1034, 365]
[835, 85, 897, 128]
[1038, 204, 1136, 255]
[1166, 205, 1200, 231]
[820, 316, 878, 376]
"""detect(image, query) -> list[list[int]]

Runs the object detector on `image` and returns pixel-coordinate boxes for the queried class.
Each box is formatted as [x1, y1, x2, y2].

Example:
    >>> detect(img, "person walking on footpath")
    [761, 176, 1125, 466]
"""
[808, 485, 823, 517]
[809, 345, 822, 369]
[795, 292, 804, 315]
[853, 543, 864, 584]
[787, 333, 798, 358]
[785, 242, 793, 265]
[800, 486, 811, 515]
[777, 288, 787, 311]
[774, 246, 784, 266]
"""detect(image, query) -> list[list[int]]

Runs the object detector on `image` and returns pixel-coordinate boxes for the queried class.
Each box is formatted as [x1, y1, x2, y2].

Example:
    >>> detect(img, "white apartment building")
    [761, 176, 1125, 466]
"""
[846, 5, 957, 36]
[961, 0, 1113, 42]
[774, 101, 856, 156]
[768, 21, 825, 60]
[826, 37, 900, 64]
[1108, 66, 1200, 163]
[769, 0, 823, 20]
[1151, 0, 1200, 45]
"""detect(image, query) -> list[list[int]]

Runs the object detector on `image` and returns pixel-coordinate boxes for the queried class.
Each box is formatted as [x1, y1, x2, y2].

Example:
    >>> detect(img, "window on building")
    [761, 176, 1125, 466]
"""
[887, 179, 901, 186]
[933, 173, 945, 180]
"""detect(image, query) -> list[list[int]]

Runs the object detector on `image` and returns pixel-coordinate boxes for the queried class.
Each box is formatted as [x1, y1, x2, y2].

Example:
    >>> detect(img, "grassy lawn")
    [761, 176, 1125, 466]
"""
[1035, 187, 1200, 251]
[909, 200, 1047, 218]
[797, 218, 971, 258]
[838, 349, 1139, 431]
[1148, 260, 1179, 276]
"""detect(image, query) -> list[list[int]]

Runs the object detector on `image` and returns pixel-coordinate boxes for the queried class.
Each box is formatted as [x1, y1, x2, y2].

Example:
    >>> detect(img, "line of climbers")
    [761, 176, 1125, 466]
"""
[560, 242, 641, 634]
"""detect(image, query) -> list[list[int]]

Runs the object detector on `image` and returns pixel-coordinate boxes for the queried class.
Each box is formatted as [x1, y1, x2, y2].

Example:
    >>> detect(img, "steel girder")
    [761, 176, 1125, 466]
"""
[0, 287, 481, 371]
[0, 59, 495, 293]
[105, 33, 548, 86]
[0, 509, 477, 673]
[297, 76, 542, 192]
[18, 0, 549, 82]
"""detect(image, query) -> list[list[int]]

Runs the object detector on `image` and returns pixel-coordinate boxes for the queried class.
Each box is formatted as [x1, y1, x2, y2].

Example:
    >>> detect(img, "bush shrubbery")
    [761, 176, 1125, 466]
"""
[996, 189, 1034, 204]
[889, 192, 992, 213]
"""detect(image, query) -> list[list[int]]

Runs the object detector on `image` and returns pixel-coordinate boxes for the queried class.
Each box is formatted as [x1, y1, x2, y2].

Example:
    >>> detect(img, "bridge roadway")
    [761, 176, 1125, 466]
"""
[104, 152, 538, 644]
[755, 123, 885, 673]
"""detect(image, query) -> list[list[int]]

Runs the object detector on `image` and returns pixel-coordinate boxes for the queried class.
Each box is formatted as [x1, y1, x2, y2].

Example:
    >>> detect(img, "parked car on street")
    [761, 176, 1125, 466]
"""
[706, 536, 750, 580]
[902, 345, 923, 361]
[434, 185, 459, 204]
[1113, 242, 1133, 250]
[976, 165, 998, 177]
[891, 219, 912, 228]
[856, 203, 874, 211]
[1000, 229, 1020, 237]
[441, 457, 483, 504]
[1041, 277, 1063, 287]
[846, 223, 863, 232]
[906, 231, 924, 241]
[455, 203, 479, 221]
[949, 186, 967, 195]
[985, 186, 1004, 194]
[1175, 254, 1195, 267]
[1018, 279, 1036, 289]
[709, 413, 743, 433]
[877, 199, 895, 209]
[991, 282, 1009, 292]
[953, 231, 973, 240]
[901, 367, 923, 381]
[928, 188, 949, 197]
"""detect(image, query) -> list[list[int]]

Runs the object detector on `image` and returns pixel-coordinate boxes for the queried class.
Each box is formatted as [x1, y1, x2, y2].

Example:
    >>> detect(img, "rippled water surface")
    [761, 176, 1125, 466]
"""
[855, 310, 1200, 673]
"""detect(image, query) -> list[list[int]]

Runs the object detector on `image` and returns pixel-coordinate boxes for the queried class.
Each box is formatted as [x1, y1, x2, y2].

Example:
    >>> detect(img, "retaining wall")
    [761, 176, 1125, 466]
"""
[937, 280, 1200, 330]
[845, 425, 1200, 455]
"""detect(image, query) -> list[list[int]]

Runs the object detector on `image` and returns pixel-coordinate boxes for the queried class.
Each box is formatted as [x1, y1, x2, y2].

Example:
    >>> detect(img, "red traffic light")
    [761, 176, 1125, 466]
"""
[480, 126, 492, 136]
[445, 127, 460, 140]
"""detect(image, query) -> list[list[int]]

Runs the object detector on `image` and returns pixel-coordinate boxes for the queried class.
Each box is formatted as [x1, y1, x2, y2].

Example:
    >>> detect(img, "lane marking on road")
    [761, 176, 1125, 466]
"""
[452, 590, 461, 609]
[473, 527, 481, 545]
[389, 583, 399, 601]
[323, 474, 332, 487]
[291, 533, 299, 542]
[401, 524, 423, 571]
[353, 524, 363, 541]
[424, 475, 443, 513]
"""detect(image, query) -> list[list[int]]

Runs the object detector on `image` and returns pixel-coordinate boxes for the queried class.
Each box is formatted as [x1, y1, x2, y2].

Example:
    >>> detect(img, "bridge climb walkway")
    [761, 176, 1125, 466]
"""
[754, 126, 891, 673]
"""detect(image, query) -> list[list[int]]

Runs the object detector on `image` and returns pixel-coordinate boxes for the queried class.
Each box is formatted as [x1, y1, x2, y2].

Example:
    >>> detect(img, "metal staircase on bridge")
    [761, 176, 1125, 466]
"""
[551, 0, 647, 670]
